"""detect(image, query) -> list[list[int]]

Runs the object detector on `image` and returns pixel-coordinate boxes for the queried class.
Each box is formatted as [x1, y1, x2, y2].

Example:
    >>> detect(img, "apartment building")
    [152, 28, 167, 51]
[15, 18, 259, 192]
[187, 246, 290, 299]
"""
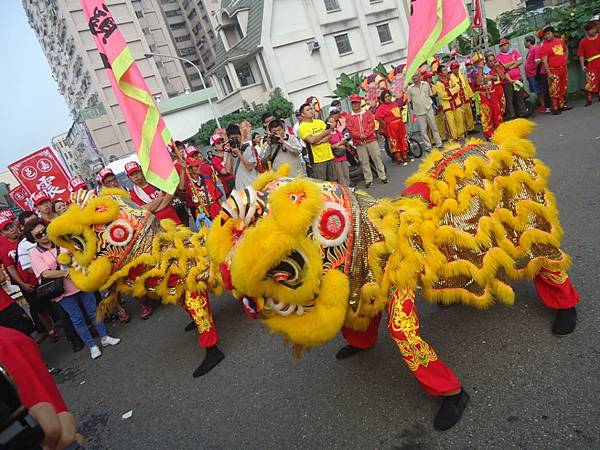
[207, 0, 410, 114]
[23, 0, 215, 163]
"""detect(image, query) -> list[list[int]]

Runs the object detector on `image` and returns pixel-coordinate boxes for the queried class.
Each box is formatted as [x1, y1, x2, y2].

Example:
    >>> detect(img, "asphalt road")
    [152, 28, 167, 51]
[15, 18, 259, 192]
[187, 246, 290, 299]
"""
[42, 101, 600, 449]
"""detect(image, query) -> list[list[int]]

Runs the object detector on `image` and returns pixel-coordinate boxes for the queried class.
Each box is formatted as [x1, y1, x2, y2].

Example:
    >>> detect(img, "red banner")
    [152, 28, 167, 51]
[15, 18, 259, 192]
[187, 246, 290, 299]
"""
[9, 185, 33, 211]
[7, 147, 70, 203]
[472, 0, 483, 29]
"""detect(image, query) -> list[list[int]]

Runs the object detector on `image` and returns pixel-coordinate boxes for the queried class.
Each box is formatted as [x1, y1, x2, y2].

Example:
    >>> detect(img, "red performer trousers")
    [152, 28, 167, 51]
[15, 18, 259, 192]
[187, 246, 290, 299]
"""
[387, 119, 409, 160]
[182, 291, 218, 348]
[341, 268, 579, 397]
[548, 66, 568, 111]
[479, 91, 504, 139]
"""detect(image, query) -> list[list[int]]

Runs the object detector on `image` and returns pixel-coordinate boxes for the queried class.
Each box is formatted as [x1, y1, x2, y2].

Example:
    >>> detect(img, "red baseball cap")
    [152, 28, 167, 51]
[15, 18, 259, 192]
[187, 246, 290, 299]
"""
[98, 167, 115, 183]
[450, 61, 460, 70]
[0, 211, 16, 230]
[499, 37, 510, 45]
[349, 94, 362, 103]
[125, 161, 142, 175]
[68, 177, 87, 192]
[210, 134, 224, 145]
[186, 158, 201, 167]
[32, 191, 51, 206]
[184, 146, 199, 159]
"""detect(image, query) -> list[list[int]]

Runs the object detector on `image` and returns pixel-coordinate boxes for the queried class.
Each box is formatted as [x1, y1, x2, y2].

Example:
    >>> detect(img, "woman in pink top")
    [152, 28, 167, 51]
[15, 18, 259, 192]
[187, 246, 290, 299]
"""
[496, 37, 526, 119]
[326, 115, 350, 187]
[26, 218, 121, 360]
[524, 35, 549, 113]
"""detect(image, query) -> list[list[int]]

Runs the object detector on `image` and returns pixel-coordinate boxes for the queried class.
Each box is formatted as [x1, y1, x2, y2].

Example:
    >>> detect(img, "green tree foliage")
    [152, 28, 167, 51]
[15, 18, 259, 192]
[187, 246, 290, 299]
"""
[544, 0, 600, 59]
[192, 88, 295, 146]
[330, 72, 363, 99]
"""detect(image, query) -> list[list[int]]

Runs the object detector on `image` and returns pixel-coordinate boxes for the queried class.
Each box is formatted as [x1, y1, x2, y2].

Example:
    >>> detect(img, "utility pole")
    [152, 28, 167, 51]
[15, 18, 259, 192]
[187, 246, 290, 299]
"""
[480, 0, 489, 51]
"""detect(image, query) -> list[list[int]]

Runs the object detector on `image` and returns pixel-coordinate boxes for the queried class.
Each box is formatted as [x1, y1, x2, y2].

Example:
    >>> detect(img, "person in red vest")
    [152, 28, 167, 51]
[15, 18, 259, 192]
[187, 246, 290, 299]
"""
[209, 134, 235, 195]
[181, 148, 222, 221]
[540, 26, 572, 115]
[126, 161, 181, 225]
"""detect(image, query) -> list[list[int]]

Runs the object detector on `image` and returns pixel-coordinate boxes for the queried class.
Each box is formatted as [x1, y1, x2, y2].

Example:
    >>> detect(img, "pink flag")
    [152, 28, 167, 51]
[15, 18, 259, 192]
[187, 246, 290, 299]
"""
[81, 1, 178, 193]
[405, 0, 470, 81]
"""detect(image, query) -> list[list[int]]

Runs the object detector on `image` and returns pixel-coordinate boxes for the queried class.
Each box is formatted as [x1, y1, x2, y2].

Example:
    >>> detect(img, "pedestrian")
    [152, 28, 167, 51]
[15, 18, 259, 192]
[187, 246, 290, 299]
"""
[485, 52, 508, 118]
[450, 61, 475, 134]
[298, 102, 335, 181]
[0, 212, 59, 342]
[262, 119, 305, 176]
[345, 94, 387, 186]
[261, 111, 275, 135]
[67, 177, 87, 194]
[181, 148, 222, 220]
[433, 65, 465, 141]
[540, 26, 571, 115]
[32, 192, 58, 225]
[126, 161, 181, 224]
[53, 200, 68, 215]
[226, 123, 258, 190]
[577, 21, 600, 106]
[496, 37, 527, 118]
[209, 134, 235, 195]
[97, 167, 120, 189]
[26, 218, 121, 360]
[407, 72, 443, 151]
[326, 115, 351, 187]
[474, 53, 504, 140]
[375, 89, 410, 164]
[524, 35, 550, 113]
[251, 132, 267, 173]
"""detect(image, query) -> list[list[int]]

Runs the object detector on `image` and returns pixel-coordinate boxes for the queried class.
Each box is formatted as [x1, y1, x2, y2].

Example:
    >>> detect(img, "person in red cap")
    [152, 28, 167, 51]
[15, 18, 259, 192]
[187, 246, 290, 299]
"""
[375, 89, 410, 164]
[0, 211, 60, 342]
[577, 21, 600, 106]
[67, 177, 87, 193]
[345, 93, 387, 187]
[126, 161, 182, 225]
[180, 150, 222, 221]
[433, 65, 465, 141]
[540, 26, 571, 114]
[449, 61, 475, 134]
[209, 133, 235, 195]
[496, 37, 526, 119]
[474, 53, 505, 139]
[32, 192, 58, 225]
[97, 167, 120, 189]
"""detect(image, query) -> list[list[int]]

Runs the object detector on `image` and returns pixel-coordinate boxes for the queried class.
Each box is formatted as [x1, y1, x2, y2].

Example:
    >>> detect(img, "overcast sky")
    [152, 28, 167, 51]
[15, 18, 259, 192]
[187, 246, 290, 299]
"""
[0, 2, 72, 171]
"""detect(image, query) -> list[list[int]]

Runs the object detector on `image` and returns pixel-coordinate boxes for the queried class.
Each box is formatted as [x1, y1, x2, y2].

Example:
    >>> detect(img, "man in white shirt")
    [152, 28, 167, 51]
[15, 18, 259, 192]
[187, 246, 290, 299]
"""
[226, 123, 257, 190]
[406, 71, 443, 151]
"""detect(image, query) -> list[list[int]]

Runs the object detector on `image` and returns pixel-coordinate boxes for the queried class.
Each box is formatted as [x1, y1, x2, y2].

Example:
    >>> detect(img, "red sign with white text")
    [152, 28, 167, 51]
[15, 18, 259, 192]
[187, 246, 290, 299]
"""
[9, 185, 33, 211]
[7, 147, 70, 203]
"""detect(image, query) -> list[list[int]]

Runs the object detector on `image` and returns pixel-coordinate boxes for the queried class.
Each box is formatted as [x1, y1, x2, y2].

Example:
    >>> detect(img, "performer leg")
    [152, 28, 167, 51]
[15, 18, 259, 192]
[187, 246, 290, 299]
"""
[534, 266, 580, 335]
[386, 287, 468, 430]
[435, 110, 448, 141]
[463, 102, 474, 132]
[479, 98, 494, 139]
[548, 73, 561, 112]
[182, 291, 224, 377]
[444, 110, 459, 140]
[337, 313, 381, 359]
[454, 108, 465, 139]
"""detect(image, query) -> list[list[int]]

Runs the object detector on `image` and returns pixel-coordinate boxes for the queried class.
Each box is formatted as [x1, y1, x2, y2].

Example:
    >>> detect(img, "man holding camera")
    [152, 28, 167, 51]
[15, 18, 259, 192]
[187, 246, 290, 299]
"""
[225, 124, 258, 190]
[261, 119, 305, 176]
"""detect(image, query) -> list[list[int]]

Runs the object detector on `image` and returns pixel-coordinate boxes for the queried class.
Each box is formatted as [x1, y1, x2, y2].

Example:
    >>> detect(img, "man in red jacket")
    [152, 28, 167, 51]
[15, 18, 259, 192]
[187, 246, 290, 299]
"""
[345, 94, 387, 188]
[540, 26, 572, 114]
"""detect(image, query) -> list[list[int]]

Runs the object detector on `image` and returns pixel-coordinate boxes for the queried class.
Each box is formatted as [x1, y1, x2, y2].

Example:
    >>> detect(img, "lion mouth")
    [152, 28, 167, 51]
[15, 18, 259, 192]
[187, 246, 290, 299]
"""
[64, 234, 86, 252]
[264, 297, 315, 316]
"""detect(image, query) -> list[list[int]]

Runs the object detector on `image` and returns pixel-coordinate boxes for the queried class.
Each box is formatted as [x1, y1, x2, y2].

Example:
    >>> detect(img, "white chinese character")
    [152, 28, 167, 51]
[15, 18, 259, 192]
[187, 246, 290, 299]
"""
[36, 176, 66, 199]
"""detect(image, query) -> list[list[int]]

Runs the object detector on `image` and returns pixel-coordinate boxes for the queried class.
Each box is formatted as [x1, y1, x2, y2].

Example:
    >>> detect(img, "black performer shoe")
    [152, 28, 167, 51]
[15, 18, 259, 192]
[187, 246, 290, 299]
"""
[434, 388, 470, 431]
[552, 307, 577, 335]
[184, 320, 196, 332]
[193, 346, 224, 377]
[335, 345, 364, 360]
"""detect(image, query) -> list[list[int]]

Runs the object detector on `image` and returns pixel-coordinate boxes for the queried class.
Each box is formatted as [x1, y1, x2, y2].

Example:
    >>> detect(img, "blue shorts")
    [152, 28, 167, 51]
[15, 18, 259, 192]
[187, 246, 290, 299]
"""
[527, 76, 543, 94]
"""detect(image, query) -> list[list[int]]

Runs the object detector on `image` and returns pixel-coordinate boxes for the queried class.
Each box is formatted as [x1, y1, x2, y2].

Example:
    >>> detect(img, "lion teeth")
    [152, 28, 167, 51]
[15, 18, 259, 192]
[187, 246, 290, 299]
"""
[265, 297, 310, 316]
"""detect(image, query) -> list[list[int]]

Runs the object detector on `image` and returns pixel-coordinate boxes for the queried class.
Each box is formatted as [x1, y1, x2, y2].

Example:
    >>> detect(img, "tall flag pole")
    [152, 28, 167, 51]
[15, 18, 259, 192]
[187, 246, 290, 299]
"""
[81, 1, 179, 194]
[405, 0, 471, 81]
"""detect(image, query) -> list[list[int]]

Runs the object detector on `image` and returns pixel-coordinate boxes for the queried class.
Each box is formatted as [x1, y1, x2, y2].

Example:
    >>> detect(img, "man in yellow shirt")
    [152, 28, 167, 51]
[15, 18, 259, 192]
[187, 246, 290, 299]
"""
[433, 65, 465, 141]
[298, 102, 335, 181]
[450, 61, 475, 134]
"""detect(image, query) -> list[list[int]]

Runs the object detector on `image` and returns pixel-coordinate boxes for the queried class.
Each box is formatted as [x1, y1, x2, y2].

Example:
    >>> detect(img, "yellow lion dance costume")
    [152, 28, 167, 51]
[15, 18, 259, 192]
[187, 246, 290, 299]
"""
[47, 188, 225, 377]
[207, 120, 579, 430]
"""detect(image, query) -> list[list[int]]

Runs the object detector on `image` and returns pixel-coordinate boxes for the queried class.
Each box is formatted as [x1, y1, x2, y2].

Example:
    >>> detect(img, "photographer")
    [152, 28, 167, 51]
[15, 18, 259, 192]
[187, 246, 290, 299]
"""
[225, 124, 257, 190]
[261, 119, 304, 177]
[1, 326, 84, 449]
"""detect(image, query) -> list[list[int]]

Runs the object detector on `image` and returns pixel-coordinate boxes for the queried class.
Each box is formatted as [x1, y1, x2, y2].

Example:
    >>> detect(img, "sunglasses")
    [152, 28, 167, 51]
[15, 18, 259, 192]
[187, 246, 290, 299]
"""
[34, 229, 47, 240]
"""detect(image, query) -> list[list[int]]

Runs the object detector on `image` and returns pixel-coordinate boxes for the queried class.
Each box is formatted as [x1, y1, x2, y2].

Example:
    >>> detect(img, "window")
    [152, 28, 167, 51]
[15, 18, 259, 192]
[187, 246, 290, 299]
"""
[189, 73, 201, 80]
[161, 0, 176, 3]
[182, 0, 190, 9]
[324, 0, 340, 12]
[376, 23, 392, 44]
[165, 10, 182, 17]
[179, 47, 196, 56]
[135, 10, 143, 18]
[192, 24, 201, 35]
[188, 9, 197, 20]
[236, 63, 255, 87]
[175, 34, 191, 42]
[334, 33, 352, 55]
[170, 22, 186, 30]
[220, 74, 233, 94]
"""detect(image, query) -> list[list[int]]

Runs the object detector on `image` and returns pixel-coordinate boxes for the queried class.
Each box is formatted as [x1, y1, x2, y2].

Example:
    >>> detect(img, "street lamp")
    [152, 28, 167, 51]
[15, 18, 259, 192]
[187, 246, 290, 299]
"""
[144, 52, 221, 128]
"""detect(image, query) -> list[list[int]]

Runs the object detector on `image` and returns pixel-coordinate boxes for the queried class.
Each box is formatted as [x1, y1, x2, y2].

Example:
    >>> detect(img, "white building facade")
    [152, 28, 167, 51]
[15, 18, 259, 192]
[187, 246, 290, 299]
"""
[207, 0, 410, 114]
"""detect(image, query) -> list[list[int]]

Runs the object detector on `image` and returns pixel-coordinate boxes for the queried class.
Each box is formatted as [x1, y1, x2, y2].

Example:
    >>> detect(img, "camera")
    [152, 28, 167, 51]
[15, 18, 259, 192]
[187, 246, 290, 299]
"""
[228, 138, 241, 149]
[268, 133, 280, 145]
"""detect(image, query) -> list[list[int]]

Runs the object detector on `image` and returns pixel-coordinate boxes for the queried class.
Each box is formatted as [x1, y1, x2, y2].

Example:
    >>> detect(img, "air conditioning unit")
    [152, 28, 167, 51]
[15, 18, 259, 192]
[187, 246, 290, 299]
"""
[307, 40, 320, 52]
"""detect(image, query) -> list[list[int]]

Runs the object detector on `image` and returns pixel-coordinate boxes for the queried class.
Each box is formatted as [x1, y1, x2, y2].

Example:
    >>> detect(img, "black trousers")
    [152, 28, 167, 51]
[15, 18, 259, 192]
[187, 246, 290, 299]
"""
[0, 302, 35, 336]
[502, 82, 527, 119]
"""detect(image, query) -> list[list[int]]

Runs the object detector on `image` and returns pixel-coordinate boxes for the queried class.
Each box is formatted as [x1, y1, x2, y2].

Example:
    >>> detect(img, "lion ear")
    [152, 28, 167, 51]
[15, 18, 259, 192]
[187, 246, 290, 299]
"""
[269, 178, 324, 235]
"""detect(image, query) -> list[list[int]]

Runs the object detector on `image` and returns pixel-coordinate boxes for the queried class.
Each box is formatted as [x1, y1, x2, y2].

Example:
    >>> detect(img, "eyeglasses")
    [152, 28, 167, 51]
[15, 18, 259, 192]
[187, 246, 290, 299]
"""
[34, 230, 47, 240]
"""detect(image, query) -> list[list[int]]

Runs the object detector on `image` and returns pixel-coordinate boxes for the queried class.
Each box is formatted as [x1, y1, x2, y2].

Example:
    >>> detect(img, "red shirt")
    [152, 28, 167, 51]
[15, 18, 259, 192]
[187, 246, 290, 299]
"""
[374, 101, 404, 135]
[0, 238, 37, 286]
[211, 154, 234, 189]
[129, 184, 182, 224]
[185, 165, 222, 219]
[0, 286, 13, 312]
[577, 35, 600, 70]
[0, 326, 68, 413]
[541, 38, 568, 68]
